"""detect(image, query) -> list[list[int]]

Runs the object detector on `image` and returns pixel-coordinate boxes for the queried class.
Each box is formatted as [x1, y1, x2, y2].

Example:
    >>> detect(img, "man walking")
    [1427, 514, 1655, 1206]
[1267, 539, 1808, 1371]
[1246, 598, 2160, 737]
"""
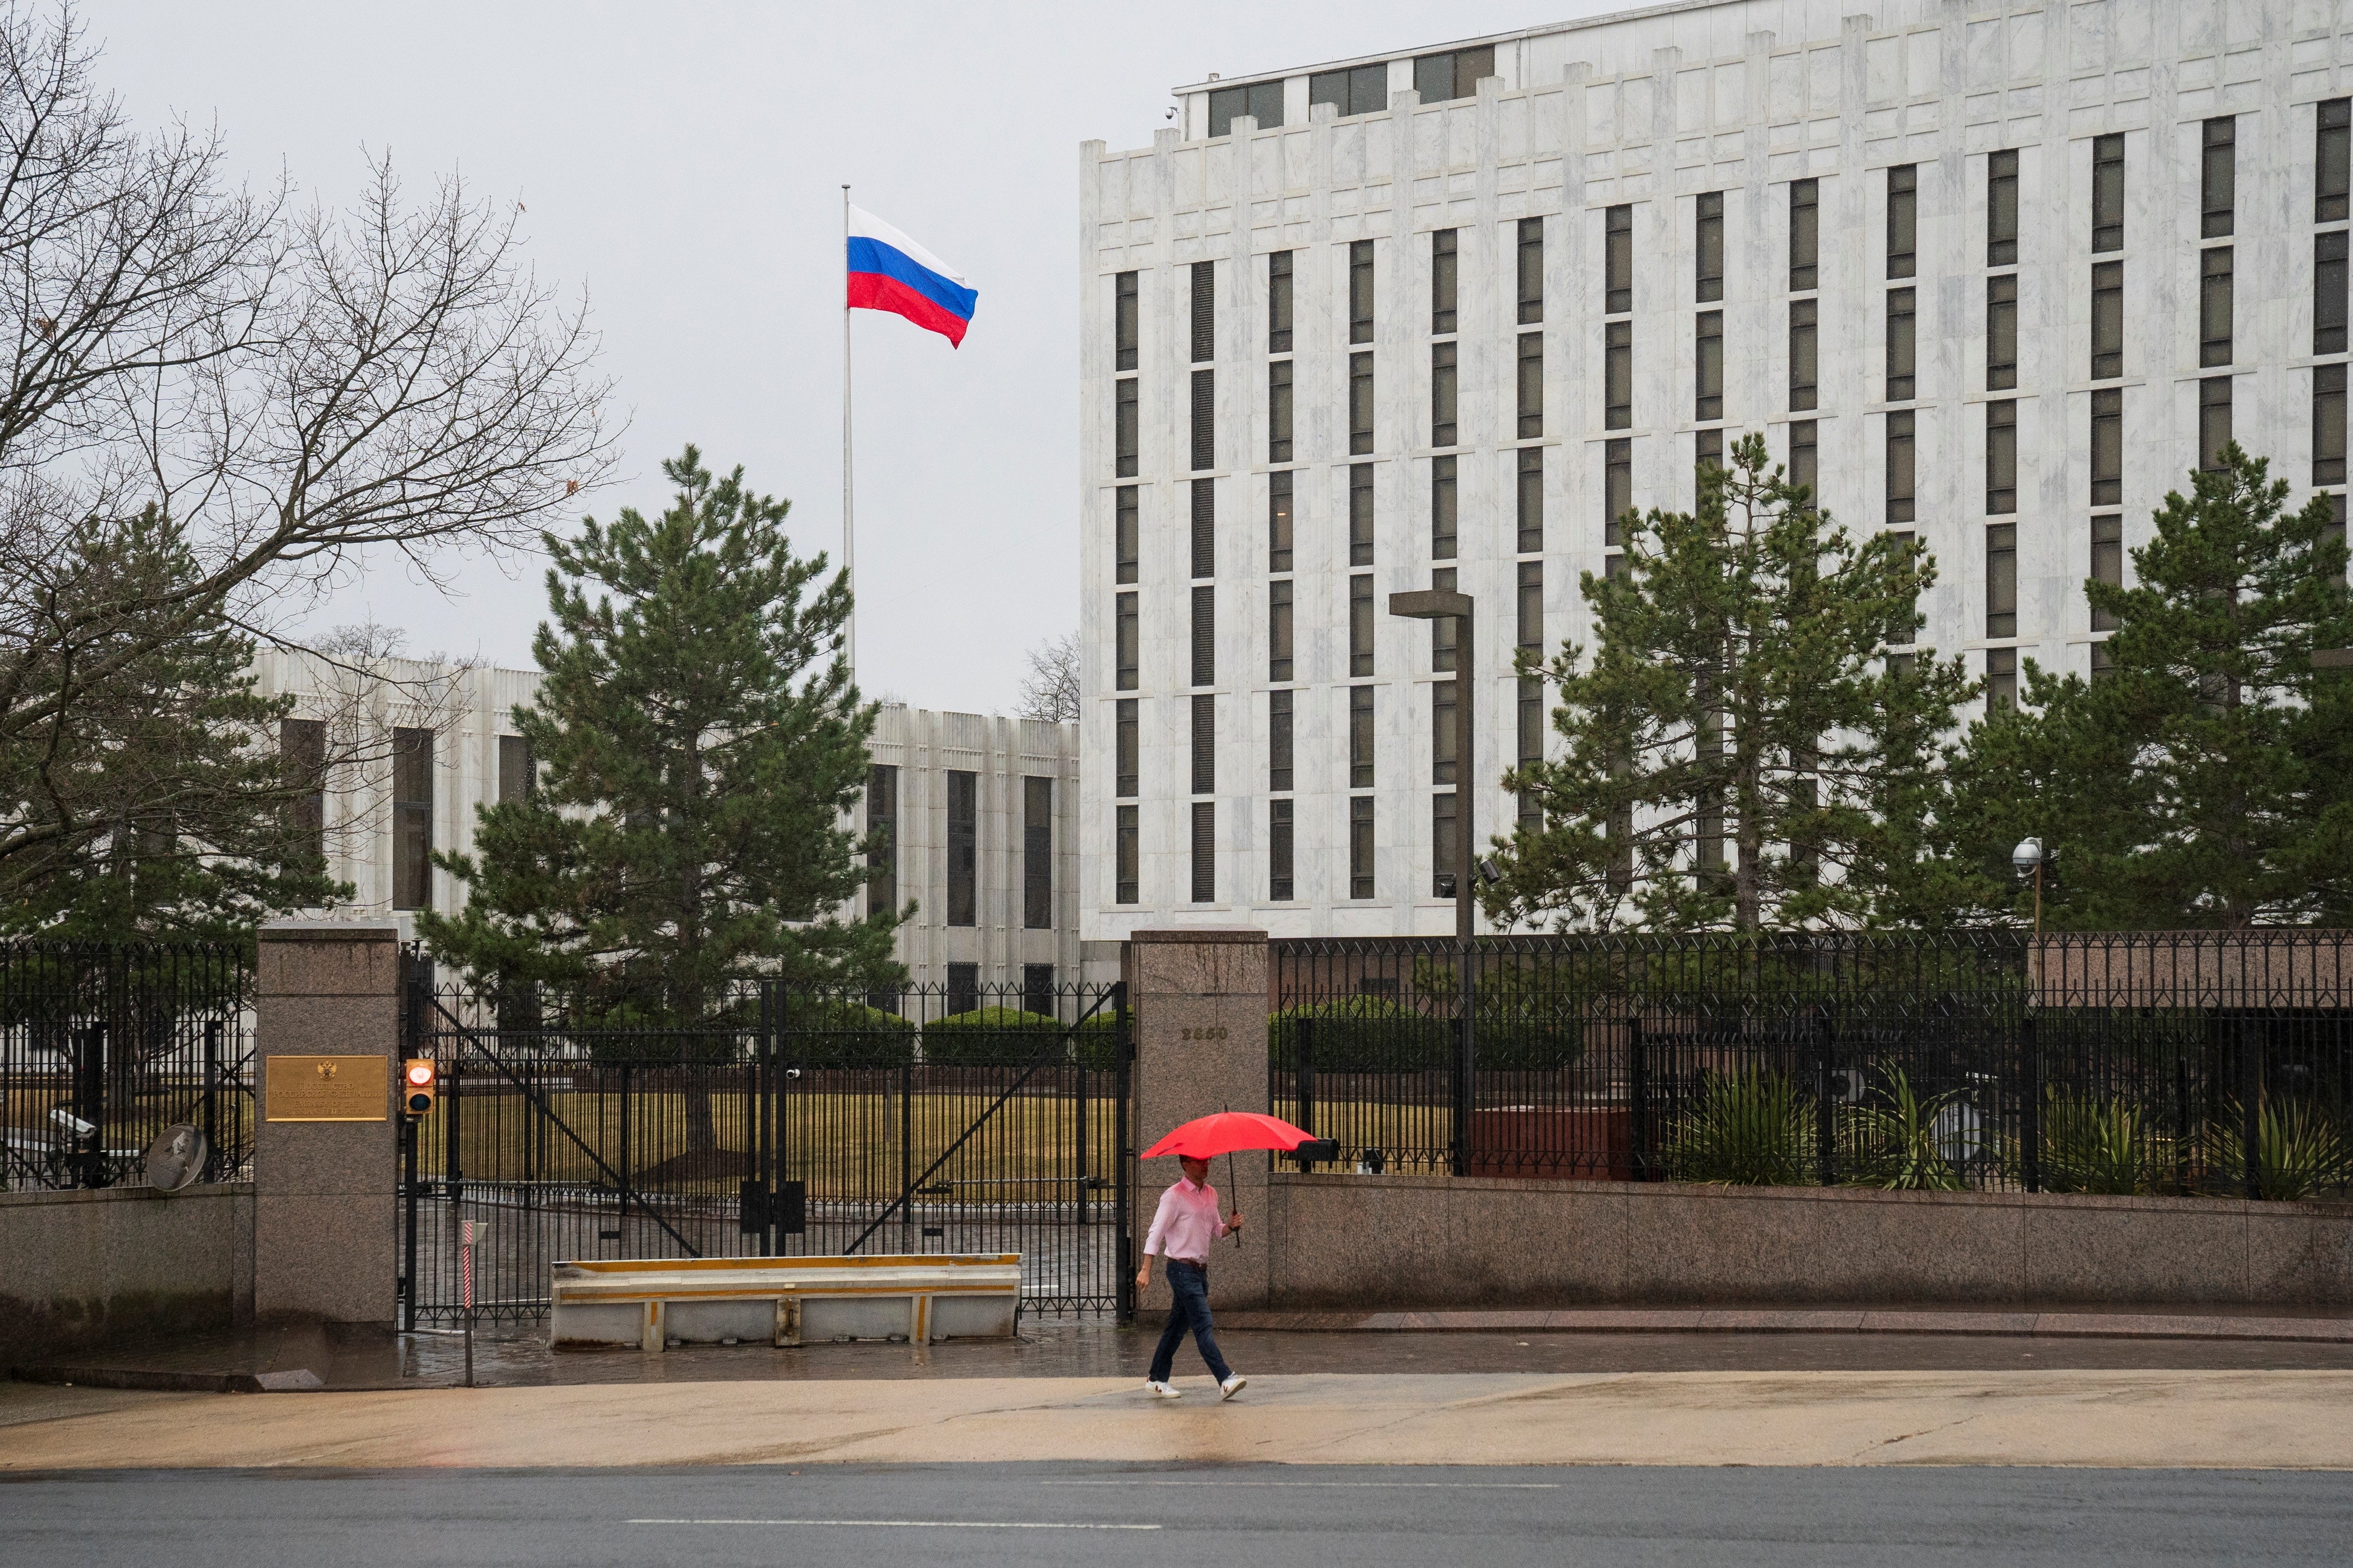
[1136, 1153, 1246, 1400]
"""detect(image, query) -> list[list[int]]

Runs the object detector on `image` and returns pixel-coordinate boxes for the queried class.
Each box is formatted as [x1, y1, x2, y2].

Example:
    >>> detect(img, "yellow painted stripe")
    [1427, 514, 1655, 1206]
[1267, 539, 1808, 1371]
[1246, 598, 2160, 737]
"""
[560, 1254, 1018, 1274]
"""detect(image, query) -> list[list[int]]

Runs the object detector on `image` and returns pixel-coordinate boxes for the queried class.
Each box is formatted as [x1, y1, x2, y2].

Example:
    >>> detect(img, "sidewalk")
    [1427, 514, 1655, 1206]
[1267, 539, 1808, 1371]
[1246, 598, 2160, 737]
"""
[1216, 1306, 2353, 1343]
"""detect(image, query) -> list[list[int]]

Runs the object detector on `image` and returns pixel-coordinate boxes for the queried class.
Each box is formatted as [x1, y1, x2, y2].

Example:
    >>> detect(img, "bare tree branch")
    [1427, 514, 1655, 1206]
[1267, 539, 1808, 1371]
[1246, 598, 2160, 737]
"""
[1015, 630, 1079, 724]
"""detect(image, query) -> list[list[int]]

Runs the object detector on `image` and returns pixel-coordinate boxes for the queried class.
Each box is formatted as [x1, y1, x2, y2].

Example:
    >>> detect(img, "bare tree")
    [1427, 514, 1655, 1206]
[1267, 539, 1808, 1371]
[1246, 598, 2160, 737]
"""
[1015, 630, 1079, 724]
[0, 3, 615, 898]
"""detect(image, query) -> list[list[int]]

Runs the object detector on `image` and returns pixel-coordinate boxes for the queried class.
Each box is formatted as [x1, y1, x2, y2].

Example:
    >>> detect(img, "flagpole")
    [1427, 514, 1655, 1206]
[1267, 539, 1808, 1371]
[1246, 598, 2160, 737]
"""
[841, 184, 856, 684]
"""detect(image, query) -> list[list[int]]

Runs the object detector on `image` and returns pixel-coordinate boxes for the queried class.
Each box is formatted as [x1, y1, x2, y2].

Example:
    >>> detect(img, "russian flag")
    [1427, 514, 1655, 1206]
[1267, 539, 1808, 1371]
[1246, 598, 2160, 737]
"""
[846, 206, 978, 348]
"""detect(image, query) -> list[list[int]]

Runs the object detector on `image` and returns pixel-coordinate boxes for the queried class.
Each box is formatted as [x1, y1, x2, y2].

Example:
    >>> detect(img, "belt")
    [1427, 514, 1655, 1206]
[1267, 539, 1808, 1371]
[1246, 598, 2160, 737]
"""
[1167, 1256, 1208, 1269]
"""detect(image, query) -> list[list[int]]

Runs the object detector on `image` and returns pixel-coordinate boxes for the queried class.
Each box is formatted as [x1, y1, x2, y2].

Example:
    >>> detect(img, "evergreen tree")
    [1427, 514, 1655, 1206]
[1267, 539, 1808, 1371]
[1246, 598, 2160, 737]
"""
[0, 508, 346, 941]
[1944, 446, 2353, 928]
[422, 446, 902, 1029]
[1485, 433, 1972, 932]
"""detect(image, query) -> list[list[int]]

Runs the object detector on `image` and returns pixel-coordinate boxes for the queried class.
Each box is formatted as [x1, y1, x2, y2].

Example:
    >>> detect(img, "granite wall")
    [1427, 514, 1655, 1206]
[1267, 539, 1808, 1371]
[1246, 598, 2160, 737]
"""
[0, 1183, 254, 1363]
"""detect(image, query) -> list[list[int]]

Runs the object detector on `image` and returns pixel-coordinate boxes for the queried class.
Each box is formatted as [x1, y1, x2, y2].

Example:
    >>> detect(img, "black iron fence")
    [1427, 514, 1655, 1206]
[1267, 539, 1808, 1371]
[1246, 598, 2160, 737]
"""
[0, 940, 254, 1190]
[399, 967, 1131, 1326]
[1271, 931, 2353, 1201]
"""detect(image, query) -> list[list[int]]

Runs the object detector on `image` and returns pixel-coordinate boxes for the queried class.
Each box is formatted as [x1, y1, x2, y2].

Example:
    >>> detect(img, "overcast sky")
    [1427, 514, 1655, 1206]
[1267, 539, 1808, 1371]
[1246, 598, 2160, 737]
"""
[89, 1, 1607, 713]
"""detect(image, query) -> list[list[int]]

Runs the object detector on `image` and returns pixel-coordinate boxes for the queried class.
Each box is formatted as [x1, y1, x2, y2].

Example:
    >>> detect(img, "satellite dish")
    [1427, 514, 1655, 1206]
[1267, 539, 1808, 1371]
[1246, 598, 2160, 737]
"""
[145, 1123, 208, 1193]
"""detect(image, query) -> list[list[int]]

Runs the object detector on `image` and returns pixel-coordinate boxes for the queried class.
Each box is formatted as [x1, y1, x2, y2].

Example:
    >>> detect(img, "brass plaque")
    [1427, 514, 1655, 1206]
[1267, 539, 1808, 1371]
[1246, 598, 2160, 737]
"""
[265, 1055, 389, 1122]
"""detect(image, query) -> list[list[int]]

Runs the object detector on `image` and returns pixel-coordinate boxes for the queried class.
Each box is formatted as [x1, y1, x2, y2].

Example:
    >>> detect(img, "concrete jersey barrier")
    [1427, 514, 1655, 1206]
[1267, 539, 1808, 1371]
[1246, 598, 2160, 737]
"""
[548, 1254, 1022, 1352]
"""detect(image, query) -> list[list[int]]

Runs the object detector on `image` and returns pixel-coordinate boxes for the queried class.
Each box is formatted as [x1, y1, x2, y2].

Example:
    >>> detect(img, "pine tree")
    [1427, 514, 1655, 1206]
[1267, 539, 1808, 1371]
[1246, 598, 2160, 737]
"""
[1944, 446, 2353, 928]
[1486, 433, 1973, 932]
[422, 447, 903, 1037]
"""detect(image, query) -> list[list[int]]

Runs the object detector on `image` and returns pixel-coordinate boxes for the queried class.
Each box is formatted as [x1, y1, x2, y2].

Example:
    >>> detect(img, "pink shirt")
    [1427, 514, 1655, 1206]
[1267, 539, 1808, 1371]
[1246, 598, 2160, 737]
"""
[1142, 1176, 1229, 1263]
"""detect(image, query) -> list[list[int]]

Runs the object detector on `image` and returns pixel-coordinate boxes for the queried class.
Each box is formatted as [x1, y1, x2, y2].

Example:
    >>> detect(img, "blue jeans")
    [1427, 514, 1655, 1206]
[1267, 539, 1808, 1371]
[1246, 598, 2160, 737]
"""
[1148, 1258, 1232, 1384]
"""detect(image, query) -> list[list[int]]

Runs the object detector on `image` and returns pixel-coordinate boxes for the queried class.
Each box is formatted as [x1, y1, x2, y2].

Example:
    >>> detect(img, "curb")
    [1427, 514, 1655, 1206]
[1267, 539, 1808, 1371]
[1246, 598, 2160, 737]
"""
[1214, 1307, 2353, 1344]
[9, 1365, 329, 1394]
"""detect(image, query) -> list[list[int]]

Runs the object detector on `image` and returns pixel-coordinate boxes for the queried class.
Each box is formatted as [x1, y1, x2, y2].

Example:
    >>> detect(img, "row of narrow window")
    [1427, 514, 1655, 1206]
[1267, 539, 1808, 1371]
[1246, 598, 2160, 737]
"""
[859, 765, 1058, 932]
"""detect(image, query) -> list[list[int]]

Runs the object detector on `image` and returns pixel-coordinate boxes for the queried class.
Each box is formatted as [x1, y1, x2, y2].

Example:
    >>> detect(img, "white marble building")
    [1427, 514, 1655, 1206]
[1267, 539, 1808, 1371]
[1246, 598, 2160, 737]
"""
[1079, 0, 2353, 939]
[251, 651, 1086, 997]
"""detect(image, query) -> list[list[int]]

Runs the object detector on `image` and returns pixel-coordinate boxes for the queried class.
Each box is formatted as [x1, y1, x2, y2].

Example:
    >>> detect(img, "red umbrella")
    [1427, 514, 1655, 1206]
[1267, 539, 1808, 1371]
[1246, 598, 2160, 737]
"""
[1142, 1110, 1315, 1159]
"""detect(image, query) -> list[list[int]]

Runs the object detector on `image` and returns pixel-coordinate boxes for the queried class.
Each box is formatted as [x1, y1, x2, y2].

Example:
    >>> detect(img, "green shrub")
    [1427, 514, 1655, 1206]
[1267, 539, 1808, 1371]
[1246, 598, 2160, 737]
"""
[2208, 1098, 2353, 1200]
[922, 1006, 1067, 1066]
[779, 997, 918, 1067]
[1842, 1067, 1967, 1191]
[2035, 1090, 2162, 1195]
[1072, 1009, 1122, 1072]
[1667, 1067, 1815, 1186]
[1268, 997, 1451, 1072]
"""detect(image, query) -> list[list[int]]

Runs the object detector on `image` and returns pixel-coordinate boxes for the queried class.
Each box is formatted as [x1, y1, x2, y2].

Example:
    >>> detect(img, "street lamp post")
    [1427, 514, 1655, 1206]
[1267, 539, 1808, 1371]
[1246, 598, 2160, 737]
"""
[1389, 588, 1475, 1176]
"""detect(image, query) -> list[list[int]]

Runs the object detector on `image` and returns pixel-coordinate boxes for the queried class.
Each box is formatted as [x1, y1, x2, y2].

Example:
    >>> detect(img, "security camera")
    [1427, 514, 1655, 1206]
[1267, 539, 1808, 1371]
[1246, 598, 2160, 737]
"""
[1477, 858, 1503, 887]
[49, 1107, 95, 1140]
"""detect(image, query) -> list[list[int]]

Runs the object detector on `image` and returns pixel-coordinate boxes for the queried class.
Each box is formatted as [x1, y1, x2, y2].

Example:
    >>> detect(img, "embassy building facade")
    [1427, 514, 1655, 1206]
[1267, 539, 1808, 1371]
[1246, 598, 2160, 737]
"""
[1078, 0, 2353, 939]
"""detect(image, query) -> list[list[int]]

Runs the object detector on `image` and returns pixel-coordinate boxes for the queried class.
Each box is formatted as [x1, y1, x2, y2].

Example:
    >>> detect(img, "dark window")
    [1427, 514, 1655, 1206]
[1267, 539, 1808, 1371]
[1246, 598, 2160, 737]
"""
[1349, 462, 1374, 566]
[2318, 363, 2348, 487]
[1517, 446, 1543, 553]
[1269, 579, 1293, 681]
[1987, 646, 2017, 712]
[1431, 455, 1457, 559]
[1694, 426, 1721, 485]
[1986, 522, 2017, 638]
[1517, 331, 1544, 437]
[2090, 640, 2115, 682]
[1190, 479, 1214, 579]
[1022, 964, 1056, 1020]
[1114, 378, 1138, 476]
[2317, 231, 2348, 356]
[1431, 566, 1457, 673]
[1695, 191, 1724, 302]
[1208, 79, 1284, 136]
[1432, 228, 1457, 335]
[1789, 420, 1817, 499]
[1987, 273, 2017, 390]
[2201, 246, 2234, 368]
[1518, 559, 1543, 652]
[2091, 388, 2123, 508]
[2091, 260, 2124, 379]
[1790, 178, 1819, 291]
[1269, 249, 1294, 352]
[1517, 217, 1544, 324]
[1988, 149, 2019, 267]
[1349, 351, 1374, 454]
[946, 963, 979, 1019]
[1349, 241, 1374, 343]
[1191, 584, 1214, 686]
[1412, 45, 1494, 104]
[1268, 359, 1292, 462]
[1115, 806, 1138, 903]
[2333, 494, 2350, 587]
[1987, 399, 2017, 515]
[2321, 99, 2351, 223]
[1191, 800, 1215, 903]
[495, 733, 535, 805]
[1431, 340, 1458, 446]
[392, 726, 432, 912]
[1887, 164, 1917, 279]
[1115, 592, 1138, 690]
[2092, 134, 2125, 253]
[1349, 574, 1374, 676]
[1269, 471, 1294, 571]
[1605, 438, 1632, 547]
[1432, 675, 1456, 785]
[1885, 287, 1915, 401]
[1348, 796, 1374, 899]
[2201, 117, 2235, 239]
[946, 770, 978, 927]
[1191, 261, 1214, 362]
[1886, 410, 1915, 525]
[2091, 513, 2124, 632]
[1115, 271, 1138, 371]
[1885, 532, 1918, 646]
[1516, 677, 1544, 833]
[1269, 799, 1294, 900]
[281, 718, 325, 866]
[1191, 367, 1214, 470]
[1115, 486, 1138, 583]
[1695, 311, 1722, 421]
[1310, 63, 1388, 119]
[1269, 690, 1294, 791]
[1116, 700, 1138, 796]
[1432, 790, 1458, 896]
[1349, 684, 1374, 788]
[1191, 694, 1214, 795]
[1789, 297, 1818, 410]
[1023, 776, 1052, 929]
[865, 763, 896, 918]
[1605, 319, 1632, 428]
[2200, 376, 2232, 471]
[1605, 205, 1633, 313]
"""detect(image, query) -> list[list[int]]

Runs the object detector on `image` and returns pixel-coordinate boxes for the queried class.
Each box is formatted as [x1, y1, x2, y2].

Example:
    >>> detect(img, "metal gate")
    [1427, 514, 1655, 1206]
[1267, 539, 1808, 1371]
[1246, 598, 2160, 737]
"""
[398, 965, 1131, 1327]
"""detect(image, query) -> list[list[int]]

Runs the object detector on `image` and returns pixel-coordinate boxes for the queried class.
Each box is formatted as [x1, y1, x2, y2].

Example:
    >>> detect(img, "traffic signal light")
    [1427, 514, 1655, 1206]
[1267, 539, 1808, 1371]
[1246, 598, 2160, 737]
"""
[402, 1058, 437, 1118]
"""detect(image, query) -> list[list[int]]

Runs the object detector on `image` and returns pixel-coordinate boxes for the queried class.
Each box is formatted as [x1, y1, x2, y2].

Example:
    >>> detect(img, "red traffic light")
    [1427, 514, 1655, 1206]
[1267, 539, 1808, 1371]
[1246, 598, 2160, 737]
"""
[402, 1058, 437, 1117]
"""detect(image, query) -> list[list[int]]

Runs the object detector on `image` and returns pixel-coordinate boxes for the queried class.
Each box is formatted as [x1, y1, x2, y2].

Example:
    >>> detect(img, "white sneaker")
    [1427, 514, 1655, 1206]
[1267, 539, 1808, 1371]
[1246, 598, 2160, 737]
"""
[1219, 1374, 1247, 1401]
[1145, 1380, 1181, 1399]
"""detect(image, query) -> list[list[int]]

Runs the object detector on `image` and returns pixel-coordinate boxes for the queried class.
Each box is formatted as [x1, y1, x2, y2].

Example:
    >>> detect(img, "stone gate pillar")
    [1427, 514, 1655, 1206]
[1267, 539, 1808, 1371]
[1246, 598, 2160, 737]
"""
[1126, 929, 1270, 1312]
[253, 916, 405, 1323]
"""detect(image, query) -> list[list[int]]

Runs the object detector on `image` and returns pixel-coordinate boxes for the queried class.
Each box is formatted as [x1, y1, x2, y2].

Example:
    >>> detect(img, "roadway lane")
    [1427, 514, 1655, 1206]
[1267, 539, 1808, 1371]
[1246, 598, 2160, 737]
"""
[2, 1463, 2347, 1567]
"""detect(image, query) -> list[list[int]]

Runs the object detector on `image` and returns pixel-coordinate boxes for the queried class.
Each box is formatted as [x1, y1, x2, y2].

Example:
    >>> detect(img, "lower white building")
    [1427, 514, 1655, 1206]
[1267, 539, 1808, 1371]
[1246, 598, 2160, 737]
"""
[250, 651, 1090, 1000]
